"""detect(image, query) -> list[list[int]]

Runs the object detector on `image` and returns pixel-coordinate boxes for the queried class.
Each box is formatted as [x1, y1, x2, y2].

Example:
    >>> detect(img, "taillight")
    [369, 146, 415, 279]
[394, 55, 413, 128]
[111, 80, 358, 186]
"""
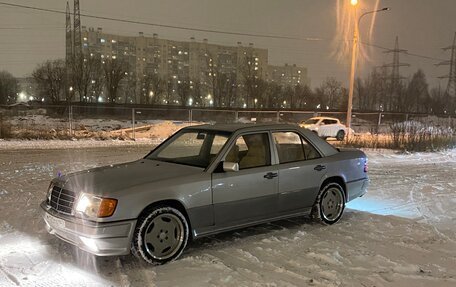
[363, 158, 368, 173]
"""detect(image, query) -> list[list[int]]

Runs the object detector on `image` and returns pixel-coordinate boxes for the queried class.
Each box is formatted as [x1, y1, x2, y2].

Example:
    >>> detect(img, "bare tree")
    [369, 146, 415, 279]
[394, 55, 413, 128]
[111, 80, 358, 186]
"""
[177, 79, 191, 106]
[33, 59, 65, 104]
[142, 72, 164, 105]
[72, 53, 105, 103]
[319, 77, 345, 110]
[264, 82, 282, 109]
[240, 54, 267, 108]
[0, 71, 19, 105]
[405, 69, 430, 113]
[190, 80, 203, 106]
[429, 87, 445, 114]
[203, 51, 238, 108]
[124, 74, 138, 104]
[103, 58, 127, 103]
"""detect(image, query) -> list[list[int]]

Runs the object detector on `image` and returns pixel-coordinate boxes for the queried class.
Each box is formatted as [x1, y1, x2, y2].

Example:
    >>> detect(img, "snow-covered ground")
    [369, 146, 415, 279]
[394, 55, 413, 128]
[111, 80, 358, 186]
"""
[0, 145, 455, 287]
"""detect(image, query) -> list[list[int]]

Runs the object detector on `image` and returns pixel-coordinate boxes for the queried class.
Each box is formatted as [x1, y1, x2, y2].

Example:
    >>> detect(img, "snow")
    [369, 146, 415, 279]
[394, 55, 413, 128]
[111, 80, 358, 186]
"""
[0, 145, 455, 286]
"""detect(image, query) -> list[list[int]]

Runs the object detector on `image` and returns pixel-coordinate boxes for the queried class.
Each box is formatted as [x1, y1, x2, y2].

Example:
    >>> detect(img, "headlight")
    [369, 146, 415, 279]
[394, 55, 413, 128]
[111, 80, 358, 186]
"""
[75, 193, 117, 218]
[46, 183, 54, 203]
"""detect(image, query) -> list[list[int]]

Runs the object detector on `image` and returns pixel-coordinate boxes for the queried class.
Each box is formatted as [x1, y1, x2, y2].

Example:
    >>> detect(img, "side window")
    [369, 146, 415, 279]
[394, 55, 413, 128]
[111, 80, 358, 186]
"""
[302, 137, 321, 160]
[225, 133, 271, 169]
[324, 119, 337, 125]
[210, 134, 229, 155]
[273, 132, 305, 164]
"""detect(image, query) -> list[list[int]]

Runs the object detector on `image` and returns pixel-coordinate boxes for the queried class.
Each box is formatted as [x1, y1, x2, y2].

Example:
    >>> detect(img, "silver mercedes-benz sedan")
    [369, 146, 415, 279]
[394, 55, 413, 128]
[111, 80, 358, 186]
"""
[41, 123, 369, 265]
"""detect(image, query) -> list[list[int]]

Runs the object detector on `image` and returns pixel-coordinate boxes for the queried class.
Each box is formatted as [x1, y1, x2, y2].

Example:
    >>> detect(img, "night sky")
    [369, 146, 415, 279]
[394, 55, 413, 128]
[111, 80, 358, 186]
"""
[1, 0, 455, 88]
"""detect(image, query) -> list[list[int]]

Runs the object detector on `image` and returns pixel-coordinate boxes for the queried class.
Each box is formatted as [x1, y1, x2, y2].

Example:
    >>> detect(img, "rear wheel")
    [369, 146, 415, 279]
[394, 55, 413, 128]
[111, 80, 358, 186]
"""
[336, 130, 345, 141]
[312, 183, 345, 225]
[132, 206, 189, 265]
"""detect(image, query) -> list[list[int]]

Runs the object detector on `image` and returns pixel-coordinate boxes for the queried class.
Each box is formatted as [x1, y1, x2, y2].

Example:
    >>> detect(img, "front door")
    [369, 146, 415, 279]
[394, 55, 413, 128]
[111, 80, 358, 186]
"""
[212, 132, 278, 226]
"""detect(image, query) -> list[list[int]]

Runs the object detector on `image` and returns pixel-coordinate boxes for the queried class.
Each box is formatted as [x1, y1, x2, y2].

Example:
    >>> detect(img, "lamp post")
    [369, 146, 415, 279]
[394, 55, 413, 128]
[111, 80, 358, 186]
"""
[346, 1, 389, 136]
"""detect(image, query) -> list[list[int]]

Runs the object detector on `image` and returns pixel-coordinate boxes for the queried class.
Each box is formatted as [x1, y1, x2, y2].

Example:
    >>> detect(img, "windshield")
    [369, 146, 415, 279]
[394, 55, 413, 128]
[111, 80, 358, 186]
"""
[146, 130, 231, 168]
[304, 119, 319, 125]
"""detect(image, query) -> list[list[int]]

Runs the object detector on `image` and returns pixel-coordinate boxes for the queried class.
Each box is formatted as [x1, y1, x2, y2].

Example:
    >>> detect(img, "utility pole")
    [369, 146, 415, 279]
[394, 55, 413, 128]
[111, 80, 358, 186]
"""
[73, 0, 82, 102]
[436, 32, 456, 114]
[73, 0, 82, 60]
[65, 2, 72, 103]
[382, 36, 410, 112]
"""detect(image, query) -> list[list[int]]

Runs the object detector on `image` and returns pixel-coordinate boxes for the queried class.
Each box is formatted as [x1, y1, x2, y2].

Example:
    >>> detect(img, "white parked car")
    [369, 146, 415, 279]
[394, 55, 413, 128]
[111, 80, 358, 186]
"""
[300, 117, 348, 141]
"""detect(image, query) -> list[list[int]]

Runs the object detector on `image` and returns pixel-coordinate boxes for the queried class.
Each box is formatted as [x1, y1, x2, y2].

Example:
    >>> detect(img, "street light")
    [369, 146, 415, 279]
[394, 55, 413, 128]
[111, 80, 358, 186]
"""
[346, 2, 390, 137]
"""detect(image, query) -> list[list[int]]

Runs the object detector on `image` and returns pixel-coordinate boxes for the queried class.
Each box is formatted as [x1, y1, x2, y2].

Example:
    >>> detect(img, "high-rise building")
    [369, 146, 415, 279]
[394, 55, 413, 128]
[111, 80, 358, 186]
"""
[266, 64, 310, 87]
[81, 27, 308, 105]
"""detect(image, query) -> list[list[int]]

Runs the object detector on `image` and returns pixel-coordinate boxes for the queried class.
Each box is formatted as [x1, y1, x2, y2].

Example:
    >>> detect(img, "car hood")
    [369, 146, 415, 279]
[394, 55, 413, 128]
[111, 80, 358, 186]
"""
[55, 159, 203, 196]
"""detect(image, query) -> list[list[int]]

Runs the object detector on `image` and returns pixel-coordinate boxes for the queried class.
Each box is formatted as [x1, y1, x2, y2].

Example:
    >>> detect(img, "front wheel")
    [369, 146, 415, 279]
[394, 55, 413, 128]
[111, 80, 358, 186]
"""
[312, 183, 345, 225]
[132, 206, 189, 265]
[336, 130, 345, 141]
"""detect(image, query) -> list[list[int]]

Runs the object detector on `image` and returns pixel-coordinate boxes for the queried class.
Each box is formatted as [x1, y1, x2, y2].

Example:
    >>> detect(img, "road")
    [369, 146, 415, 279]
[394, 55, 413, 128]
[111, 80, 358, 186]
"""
[0, 145, 455, 287]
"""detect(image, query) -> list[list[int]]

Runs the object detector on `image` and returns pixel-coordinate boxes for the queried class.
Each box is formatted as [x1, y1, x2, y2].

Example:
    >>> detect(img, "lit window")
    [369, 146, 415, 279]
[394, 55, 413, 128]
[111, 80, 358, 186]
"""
[100, 38, 106, 43]
[83, 37, 88, 41]
[111, 39, 117, 43]
[298, 70, 301, 74]
[112, 55, 117, 59]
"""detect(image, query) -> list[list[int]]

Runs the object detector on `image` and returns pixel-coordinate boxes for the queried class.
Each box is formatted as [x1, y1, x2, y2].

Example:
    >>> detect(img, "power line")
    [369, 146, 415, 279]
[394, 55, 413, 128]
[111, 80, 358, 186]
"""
[360, 41, 446, 62]
[0, 1, 446, 64]
[0, 1, 321, 42]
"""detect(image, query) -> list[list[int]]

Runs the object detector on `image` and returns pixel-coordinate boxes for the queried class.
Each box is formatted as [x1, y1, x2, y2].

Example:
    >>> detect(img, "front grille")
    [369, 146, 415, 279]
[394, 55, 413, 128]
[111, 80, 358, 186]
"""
[49, 186, 76, 215]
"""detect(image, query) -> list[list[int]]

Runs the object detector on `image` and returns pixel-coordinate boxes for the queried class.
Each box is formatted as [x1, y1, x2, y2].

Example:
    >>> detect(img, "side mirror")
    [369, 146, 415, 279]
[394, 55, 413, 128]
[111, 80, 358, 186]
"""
[223, 161, 239, 172]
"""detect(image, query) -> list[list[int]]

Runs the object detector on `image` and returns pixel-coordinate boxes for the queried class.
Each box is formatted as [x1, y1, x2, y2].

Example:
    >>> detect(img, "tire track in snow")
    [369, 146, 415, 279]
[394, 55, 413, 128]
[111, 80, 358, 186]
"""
[0, 265, 20, 286]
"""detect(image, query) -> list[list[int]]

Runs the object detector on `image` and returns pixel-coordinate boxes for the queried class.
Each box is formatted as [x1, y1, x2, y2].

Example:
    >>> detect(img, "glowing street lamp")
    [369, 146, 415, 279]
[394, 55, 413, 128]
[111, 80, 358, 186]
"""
[346, 1, 389, 137]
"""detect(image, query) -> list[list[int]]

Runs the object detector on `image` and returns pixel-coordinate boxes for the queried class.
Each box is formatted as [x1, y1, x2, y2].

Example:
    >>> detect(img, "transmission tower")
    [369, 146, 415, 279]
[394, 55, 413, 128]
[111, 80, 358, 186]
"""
[382, 36, 410, 111]
[436, 32, 456, 113]
[73, 0, 82, 60]
[65, 2, 72, 102]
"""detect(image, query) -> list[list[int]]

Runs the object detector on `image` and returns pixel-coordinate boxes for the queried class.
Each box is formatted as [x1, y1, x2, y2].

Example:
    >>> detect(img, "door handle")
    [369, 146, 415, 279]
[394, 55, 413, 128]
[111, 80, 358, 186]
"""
[264, 172, 278, 179]
[314, 165, 326, 171]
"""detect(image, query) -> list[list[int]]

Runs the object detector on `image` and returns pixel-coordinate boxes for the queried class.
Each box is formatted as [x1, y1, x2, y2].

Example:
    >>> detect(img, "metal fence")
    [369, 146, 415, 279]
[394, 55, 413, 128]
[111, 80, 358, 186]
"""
[0, 104, 454, 140]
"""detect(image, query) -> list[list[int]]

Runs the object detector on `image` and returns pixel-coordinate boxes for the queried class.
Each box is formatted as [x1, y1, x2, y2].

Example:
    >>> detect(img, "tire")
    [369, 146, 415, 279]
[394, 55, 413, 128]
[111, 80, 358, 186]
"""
[311, 183, 345, 225]
[132, 206, 189, 265]
[336, 130, 345, 141]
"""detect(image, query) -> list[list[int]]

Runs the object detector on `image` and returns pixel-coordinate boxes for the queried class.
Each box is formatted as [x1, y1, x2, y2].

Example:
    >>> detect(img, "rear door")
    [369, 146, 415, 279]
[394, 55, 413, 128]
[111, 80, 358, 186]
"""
[320, 119, 338, 137]
[212, 132, 279, 226]
[272, 131, 327, 214]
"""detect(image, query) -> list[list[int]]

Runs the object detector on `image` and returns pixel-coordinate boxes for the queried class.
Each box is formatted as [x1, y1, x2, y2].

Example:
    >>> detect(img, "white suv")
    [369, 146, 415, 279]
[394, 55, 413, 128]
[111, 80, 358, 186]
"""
[300, 117, 347, 141]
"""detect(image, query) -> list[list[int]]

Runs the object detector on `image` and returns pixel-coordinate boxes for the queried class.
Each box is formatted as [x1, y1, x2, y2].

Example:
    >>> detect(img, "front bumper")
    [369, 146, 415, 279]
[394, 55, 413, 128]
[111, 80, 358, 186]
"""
[41, 201, 136, 256]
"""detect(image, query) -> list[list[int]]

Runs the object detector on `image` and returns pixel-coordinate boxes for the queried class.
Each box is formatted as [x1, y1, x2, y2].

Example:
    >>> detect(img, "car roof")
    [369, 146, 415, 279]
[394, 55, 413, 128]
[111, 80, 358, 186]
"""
[183, 122, 339, 158]
[309, 116, 340, 121]
[183, 123, 300, 133]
